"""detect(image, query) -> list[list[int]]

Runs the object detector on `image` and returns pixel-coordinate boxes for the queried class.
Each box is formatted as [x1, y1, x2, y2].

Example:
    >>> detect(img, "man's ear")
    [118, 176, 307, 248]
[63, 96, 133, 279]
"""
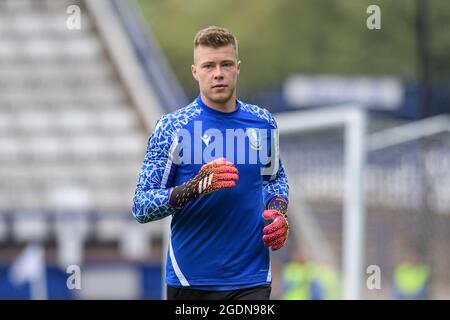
[191, 64, 198, 81]
[237, 60, 241, 75]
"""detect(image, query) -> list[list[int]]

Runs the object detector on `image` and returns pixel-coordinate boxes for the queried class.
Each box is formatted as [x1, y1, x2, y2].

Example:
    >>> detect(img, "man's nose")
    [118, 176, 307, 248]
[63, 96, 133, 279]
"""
[213, 65, 224, 79]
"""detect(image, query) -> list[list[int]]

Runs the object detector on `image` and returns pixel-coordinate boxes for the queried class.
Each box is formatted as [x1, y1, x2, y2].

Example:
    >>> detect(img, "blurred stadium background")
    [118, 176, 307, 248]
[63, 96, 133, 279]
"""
[0, 0, 449, 299]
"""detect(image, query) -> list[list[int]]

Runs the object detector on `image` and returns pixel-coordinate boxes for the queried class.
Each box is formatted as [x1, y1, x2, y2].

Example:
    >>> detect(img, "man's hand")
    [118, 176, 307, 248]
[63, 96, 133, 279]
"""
[169, 158, 239, 208]
[194, 157, 239, 195]
[262, 196, 289, 251]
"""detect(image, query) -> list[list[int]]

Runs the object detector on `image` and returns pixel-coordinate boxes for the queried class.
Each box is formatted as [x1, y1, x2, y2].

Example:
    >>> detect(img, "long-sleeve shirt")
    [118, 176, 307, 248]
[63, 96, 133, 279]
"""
[132, 96, 289, 290]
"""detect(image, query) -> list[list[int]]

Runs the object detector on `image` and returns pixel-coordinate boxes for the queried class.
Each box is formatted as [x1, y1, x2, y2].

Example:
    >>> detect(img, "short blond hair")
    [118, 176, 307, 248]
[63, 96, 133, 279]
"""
[193, 26, 238, 56]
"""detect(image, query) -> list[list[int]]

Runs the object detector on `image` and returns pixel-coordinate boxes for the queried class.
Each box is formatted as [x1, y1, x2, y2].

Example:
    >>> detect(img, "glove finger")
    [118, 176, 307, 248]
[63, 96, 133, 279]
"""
[208, 158, 234, 167]
[214, 173, 239, 182]
[210, 157, 227, 164]
[212, 180, 236, 190]
[202, 158, 222, 170]
[263, 218, 285, 234]
[263, 235, 286, 249]
[201, 159, 232, 172]
[262, 237, 272, 247]
[211, 165, 238, 175]
[263, 231, 279, 245]
[262, 209, 278, 221]
[269, 236, 287, 251]
[263, 229, 287, 247]
[263, 227, 287, 243]
[271, 243, 283, 251]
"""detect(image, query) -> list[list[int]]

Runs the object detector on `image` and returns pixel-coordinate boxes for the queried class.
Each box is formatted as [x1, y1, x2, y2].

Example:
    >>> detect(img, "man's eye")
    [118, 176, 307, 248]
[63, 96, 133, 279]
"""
[223, 63, 233, 67]
[203, 65, 212, 69]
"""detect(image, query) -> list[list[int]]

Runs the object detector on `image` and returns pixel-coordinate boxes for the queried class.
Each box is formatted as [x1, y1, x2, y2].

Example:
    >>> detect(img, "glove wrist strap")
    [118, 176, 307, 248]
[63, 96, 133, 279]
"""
[267, 196, 288, 219]
[168, 179, 199, 209]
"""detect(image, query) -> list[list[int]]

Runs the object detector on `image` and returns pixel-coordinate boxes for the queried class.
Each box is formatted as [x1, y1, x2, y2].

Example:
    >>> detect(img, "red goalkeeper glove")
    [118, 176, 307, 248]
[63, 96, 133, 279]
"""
[262, 196, 289, 251]
[168, 157, 239, 208]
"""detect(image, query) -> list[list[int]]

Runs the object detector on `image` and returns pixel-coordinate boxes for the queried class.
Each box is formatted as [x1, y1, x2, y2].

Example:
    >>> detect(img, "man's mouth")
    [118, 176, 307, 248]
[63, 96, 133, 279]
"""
[212, 84, 227, 88]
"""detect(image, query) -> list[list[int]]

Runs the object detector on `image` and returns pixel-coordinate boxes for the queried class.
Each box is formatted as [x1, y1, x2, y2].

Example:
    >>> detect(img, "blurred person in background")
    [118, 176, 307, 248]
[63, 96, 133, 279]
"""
[392, 244, 430, 299]
[132, 26, 289, 300]
[282, 240, 341, 300]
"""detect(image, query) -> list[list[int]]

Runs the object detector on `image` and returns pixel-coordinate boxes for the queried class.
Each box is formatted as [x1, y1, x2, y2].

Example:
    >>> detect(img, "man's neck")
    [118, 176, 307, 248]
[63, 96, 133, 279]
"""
[200, 93, 237, 113]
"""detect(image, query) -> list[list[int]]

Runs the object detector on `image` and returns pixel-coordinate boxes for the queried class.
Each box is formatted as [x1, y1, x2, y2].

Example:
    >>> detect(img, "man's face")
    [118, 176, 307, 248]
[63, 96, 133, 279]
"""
[192, 44, 240, 105]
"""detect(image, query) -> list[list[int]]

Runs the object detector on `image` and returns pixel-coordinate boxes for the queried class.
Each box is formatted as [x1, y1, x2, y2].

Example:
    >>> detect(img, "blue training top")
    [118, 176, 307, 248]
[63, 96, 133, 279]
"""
[132, 96, 289, 291]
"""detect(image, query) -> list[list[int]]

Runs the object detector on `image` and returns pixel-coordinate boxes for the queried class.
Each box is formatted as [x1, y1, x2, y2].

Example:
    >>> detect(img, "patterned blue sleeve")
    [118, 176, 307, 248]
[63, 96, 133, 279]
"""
[263, 159, 289, 206]
[132, 115, 178, 223]
[263, 113, 289, 207]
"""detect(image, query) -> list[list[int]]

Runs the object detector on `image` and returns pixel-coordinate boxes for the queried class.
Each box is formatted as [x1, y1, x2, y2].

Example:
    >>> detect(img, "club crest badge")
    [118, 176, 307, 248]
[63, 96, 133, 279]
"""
[246, 128, 262, 150]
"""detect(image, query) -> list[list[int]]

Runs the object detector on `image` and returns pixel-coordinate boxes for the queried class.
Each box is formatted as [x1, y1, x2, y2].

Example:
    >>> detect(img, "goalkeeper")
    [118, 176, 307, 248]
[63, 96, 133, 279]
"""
[132, 26, 289, 300]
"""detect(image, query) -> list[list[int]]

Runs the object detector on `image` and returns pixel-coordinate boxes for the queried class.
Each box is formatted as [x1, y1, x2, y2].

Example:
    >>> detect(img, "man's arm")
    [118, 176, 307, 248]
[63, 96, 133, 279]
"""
[263, 113, 289, 206]
[262, 160, 290, 251]
[263, 159, 289, 207]
[132, 116, 178, 223]
[132, 117, 239, 223]
[262, 114, 290, 250]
